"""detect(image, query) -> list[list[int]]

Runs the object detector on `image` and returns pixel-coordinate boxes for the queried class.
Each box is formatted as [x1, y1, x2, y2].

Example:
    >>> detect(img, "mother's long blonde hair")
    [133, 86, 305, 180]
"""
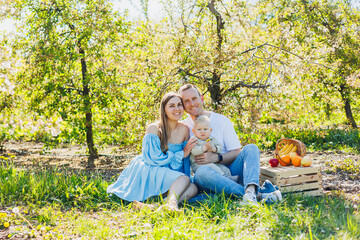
[159, 92, 182, 152]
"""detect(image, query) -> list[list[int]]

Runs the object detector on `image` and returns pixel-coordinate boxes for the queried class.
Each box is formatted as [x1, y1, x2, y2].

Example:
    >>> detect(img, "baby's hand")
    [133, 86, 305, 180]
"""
[205, 142, 215, 152]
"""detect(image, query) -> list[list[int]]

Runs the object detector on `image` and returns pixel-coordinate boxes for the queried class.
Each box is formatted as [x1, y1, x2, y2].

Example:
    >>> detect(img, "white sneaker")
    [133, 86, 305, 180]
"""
[241, 191, 258, 205]
[260, 190, 282, 203]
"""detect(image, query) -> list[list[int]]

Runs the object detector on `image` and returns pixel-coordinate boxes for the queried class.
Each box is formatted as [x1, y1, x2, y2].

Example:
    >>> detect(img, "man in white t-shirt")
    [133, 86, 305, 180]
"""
[179, 84, 282, 204]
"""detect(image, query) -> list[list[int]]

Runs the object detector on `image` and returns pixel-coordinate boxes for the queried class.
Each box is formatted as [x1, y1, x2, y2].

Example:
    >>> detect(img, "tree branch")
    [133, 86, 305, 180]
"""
[208, 0, 224, 52]
[58, 86, 83, 95]
[177, 68, 204, 80]
[223, 81, 270, 96]
[263, 43, 336, 71]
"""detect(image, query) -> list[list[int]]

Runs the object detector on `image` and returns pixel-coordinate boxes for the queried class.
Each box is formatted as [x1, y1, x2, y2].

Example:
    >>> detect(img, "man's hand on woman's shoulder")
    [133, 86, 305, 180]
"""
[146, 123, 160, 136]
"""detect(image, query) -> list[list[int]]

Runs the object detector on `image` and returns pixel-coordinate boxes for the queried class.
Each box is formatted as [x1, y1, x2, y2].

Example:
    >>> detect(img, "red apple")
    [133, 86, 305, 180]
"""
[269, 158, 279, 167]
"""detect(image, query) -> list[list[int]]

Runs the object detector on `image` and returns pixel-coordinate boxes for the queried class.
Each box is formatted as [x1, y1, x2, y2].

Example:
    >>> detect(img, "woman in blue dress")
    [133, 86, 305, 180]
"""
[107, 92, 198, 210]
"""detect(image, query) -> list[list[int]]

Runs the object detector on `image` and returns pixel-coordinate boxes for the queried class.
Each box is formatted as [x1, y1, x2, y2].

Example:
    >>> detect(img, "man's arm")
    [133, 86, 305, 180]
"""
[194, 148, 241, 165]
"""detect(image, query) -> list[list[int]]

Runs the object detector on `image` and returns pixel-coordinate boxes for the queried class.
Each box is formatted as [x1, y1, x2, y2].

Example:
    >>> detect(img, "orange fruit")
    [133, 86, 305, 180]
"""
[277, 156, 287, 166]
[290, 152, 302, 167]
[279, 154, 291, 166]
[279, 160, 288, 166]
[281, 154, 291, 163]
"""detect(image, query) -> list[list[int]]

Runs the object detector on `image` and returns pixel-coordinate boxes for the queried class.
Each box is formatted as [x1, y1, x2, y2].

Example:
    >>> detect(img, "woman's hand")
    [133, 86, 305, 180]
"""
[183, 138, 197, 158]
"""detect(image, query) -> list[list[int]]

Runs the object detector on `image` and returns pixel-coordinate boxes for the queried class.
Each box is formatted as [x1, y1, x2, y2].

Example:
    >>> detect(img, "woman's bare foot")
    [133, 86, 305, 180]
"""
[132, 200, 159, 211]
[165, 199, 179, 211]
[156, 199, 180, 212]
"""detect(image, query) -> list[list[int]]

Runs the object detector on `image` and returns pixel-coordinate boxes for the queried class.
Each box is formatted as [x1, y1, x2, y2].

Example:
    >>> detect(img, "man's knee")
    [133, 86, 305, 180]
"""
[195, 165, 210, 179]
[242, 144, 260, 155]
[194, 166, 216, 191]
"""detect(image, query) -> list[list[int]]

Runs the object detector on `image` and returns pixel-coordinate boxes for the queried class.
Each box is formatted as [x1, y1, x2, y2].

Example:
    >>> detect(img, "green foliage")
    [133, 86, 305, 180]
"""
[235, 124, 360, 152]
[160, 0, 282, 109]
[256, 0, 360, 128]
[3, 0, 130, 160]
[0, 0, 359, 152]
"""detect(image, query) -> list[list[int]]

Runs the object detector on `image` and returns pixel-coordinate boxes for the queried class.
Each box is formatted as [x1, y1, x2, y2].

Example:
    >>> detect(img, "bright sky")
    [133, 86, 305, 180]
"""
[112, 0, 163, 20]
[0, 0, 163, 33]
[0, 19, 14, 33]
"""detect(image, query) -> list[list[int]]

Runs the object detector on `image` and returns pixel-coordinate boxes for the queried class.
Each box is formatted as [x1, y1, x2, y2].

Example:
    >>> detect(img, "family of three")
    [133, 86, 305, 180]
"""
[107, 84, 282, 210]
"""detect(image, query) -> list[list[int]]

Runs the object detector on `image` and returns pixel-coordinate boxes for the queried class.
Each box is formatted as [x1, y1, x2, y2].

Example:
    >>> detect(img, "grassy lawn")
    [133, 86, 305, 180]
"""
[1, 159, 359, 239]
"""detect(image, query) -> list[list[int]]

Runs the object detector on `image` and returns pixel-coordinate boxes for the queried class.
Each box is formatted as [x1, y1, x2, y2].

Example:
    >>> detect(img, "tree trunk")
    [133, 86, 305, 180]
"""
[339, 84, 357, 128]
[208, 0, 225, 109]
[67, 23, 99, 168]
[343, 97, 357, 128]
[79, 46, 98, 168]
[208, 72, 222, 109]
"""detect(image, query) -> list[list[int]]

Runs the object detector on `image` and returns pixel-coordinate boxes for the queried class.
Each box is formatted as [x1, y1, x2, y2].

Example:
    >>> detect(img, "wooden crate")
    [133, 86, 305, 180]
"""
[260, 165, 323, 196]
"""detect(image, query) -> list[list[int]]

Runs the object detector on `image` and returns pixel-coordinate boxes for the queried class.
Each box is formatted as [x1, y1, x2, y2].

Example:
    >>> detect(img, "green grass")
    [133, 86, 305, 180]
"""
[0, 162, 359, 239]
[0, 159, 117, 211]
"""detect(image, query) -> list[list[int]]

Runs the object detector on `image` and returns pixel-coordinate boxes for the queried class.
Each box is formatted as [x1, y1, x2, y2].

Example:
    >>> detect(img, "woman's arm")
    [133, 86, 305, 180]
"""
[142, 123, 186, 167]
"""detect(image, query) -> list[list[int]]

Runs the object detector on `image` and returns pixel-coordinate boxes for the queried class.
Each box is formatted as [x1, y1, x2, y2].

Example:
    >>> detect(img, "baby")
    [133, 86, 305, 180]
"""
[190, 115, 239, 182]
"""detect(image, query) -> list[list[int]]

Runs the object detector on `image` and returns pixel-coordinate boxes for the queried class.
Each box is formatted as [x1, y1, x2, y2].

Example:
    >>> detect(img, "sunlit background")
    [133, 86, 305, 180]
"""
[0, 0, 163, 33]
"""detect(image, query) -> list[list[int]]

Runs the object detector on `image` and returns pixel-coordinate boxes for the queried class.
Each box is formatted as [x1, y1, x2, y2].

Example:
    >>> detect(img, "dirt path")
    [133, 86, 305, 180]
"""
[2, 141, 359, 206]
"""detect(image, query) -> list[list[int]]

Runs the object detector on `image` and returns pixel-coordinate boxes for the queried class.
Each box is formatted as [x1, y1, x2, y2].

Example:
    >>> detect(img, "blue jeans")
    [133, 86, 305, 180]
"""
[193, 144, 260, 197]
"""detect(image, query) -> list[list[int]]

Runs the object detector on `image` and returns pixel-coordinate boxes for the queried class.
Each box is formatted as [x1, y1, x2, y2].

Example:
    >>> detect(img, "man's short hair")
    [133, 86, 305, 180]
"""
[178, 84, 202, 97]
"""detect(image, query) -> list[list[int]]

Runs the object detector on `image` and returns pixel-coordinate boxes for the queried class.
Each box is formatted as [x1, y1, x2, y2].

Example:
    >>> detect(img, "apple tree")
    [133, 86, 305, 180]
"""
[258, 0, 360, 128]
[4, 0, 128, 167]
[160, 0, 282, 111]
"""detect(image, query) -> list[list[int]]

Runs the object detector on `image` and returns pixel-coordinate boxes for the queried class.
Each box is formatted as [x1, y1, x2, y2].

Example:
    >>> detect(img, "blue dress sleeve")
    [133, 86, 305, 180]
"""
[141, 134, 184, 167]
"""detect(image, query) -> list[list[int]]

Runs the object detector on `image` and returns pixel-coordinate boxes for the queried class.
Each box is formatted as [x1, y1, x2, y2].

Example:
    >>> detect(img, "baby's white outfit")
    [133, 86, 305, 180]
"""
[190, 136, 232, 178]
